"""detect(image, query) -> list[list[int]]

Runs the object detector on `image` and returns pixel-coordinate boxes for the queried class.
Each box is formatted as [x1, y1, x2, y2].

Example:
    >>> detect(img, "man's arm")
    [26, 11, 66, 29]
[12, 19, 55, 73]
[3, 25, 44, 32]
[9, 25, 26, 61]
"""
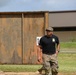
[56, 44, 60, 55]
[37, 45, 42, 62]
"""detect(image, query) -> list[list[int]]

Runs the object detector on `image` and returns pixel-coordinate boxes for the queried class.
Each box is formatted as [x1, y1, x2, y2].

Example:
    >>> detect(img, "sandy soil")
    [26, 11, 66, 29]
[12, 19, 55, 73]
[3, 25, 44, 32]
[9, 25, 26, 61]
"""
[0, 71, 76, 75]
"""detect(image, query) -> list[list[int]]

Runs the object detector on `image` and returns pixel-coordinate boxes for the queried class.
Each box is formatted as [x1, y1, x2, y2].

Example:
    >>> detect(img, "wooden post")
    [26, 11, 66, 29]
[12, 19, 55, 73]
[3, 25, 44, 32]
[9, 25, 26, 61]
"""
[21, 13, 24, 64]
[44, 12, 49, 34]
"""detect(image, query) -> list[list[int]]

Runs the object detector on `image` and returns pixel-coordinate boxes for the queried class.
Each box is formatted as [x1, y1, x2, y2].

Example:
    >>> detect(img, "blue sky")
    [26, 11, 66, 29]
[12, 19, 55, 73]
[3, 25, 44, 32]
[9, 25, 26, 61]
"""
[0, 0, 76, 12]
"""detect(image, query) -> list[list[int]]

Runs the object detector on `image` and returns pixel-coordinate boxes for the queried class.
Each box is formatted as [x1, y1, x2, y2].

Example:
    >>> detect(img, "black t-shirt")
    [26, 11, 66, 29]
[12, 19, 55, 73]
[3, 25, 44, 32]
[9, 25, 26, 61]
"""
[39, 35, 59, 54]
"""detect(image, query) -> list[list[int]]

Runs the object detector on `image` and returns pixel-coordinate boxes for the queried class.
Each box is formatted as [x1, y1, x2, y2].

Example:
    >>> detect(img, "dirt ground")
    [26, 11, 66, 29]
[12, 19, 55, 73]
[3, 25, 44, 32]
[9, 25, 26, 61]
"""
[0, 71, 76, 75]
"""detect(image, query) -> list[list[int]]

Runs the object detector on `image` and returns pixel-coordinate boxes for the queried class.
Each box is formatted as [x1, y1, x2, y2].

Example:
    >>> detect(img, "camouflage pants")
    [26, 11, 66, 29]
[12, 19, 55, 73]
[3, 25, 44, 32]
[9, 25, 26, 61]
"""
[39, 53, 59, 75]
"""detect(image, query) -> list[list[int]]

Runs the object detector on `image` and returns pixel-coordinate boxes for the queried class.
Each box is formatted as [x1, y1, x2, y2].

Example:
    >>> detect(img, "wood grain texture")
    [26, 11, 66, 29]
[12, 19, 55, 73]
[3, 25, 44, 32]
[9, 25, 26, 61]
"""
[23, 13, 44, 64]
[0, 14, 22, 64]
[0, 12, 48, 64]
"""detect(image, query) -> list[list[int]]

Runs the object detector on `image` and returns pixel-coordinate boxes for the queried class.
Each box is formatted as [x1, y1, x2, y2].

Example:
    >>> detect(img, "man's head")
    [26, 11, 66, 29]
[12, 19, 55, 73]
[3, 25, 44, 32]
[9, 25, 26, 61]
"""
[46, 27, 53, 36]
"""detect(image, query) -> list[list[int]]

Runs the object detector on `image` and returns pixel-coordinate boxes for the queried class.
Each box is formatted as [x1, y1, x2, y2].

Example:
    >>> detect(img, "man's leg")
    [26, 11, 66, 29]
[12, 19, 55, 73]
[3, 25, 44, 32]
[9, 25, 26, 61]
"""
[43, 61, 52, 75]
[51, 54, 59, 75]
[43, 54, 52, 75]
[38, 66, 45, 74]
[51, 62, 58, 75]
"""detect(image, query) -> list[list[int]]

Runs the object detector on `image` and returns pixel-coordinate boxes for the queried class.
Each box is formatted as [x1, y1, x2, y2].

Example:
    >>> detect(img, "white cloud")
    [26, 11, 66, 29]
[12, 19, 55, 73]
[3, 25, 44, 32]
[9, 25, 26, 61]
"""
[21, 0, 30, 2]
[0, 0, 76, 11]
[45, 0, 56, 4]
[18, 0, 32, 3]
[0, 0, 11, 7]
[45, 0, 76, 5]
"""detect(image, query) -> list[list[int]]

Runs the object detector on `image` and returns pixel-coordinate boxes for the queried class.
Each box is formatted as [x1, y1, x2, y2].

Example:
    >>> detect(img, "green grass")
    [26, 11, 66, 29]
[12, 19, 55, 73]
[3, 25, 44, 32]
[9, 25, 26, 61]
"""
[60, 42, 76, 49]
[0, 65, 41, 72]
[58, 53, 76, 72]
[0, 42, 76, 72]
[0, 53, 76, 73]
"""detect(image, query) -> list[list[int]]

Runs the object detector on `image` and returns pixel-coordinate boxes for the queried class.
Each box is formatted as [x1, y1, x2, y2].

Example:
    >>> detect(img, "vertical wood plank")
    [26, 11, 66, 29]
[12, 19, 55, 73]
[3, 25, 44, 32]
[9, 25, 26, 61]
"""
[23, 13, 45, 64]
[0, 14, 22, 64]
[44, 12, 49, 34]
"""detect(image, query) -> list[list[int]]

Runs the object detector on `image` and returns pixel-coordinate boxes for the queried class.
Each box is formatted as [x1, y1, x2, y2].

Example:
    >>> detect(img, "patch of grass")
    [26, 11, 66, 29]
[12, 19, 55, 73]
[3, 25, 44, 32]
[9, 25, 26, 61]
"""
[58, 53, 76, 72]
[0, 65, 41, 72]
[60, 42, 76, 49]
[0, 53, 76, 73]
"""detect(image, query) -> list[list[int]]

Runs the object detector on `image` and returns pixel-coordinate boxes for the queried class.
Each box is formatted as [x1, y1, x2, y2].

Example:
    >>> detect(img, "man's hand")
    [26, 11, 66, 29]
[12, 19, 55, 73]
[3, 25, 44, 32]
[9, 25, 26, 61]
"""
[38, 56, 42, 62]
[56, 50, 59, 56]
[37, 45, 42, 63]
[56, 44, 60, 56]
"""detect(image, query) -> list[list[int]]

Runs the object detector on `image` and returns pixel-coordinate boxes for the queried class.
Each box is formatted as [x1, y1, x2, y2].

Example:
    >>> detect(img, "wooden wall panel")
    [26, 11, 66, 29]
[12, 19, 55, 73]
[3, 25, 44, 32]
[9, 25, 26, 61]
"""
[0, 14, 22, 64]
[0, 12, 49, 64]
[23, 13, 45, 64]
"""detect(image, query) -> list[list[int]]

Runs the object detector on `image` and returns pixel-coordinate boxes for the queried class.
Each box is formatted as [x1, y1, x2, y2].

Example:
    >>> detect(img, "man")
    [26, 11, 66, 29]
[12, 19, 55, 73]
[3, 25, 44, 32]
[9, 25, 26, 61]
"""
[37, 27, 60, 75]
